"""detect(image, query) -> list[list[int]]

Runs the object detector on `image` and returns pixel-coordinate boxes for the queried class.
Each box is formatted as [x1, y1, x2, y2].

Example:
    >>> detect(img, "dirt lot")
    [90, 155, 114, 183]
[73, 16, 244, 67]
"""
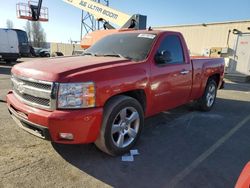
[0, 60, 250, 188]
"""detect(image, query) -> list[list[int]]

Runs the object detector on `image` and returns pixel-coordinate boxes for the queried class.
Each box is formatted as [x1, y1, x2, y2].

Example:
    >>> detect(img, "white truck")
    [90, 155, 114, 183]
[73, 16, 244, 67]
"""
[0, 29, 20, 63]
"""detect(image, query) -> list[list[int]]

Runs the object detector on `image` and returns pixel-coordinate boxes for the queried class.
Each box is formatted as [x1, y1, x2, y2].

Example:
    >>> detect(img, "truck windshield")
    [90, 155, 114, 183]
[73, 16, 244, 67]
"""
[85, 33, 157, 61]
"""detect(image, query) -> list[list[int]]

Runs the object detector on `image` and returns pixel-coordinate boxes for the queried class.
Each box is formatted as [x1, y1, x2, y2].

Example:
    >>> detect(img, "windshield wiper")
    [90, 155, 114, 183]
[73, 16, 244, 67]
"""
[82, 52, 96, 56]
[102, 54, 123, 58]
[83, 52, 133, 60]
[101, 53, 133, 60]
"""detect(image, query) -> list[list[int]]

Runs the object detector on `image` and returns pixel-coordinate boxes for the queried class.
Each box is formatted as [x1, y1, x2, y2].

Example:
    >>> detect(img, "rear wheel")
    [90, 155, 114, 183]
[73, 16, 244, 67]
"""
[95, 96, 144, 156]
[197, 79, 217, 111]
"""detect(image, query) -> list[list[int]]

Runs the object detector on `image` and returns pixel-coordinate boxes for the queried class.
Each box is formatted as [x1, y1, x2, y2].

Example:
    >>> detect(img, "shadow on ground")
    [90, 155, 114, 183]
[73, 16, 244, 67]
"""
[0, 61, 19, 75]
[0, 66, 12, 75]
[52, 97, 250, 188]
[223, 82, 250, 92]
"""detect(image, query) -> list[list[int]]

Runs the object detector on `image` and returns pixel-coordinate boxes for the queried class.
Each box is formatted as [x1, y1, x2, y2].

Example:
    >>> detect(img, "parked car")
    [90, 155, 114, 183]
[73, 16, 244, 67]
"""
[33, 47, 41, 57]
[0, 29, 20, 63]
[33, 47, 50, 57]
[39, 49, 50, 57]
[7, 30, 225, 156]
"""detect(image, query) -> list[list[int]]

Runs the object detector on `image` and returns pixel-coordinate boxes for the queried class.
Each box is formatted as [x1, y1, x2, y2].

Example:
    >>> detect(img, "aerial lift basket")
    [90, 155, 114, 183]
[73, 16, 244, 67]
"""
[16, 1, 48, 22]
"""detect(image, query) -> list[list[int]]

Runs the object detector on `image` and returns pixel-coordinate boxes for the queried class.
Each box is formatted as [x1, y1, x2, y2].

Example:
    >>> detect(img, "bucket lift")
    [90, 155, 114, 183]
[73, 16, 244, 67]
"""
[63, 0, 147, 48]
[16, 0, 49, 22]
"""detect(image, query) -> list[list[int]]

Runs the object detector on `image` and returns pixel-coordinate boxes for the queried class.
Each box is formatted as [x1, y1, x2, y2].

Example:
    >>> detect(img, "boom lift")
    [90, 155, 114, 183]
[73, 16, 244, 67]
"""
[17, 0, 147, 49]
[63, 0, 147, 48]
[17, 0, 48, 22]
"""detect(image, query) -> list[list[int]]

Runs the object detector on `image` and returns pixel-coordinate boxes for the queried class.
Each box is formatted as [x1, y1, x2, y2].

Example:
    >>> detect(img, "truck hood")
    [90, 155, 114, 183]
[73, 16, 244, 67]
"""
[12, 56, 131, 82]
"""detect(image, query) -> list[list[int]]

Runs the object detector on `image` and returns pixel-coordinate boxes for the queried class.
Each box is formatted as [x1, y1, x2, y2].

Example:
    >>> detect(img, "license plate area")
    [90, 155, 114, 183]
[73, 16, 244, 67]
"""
[11, 115, 45, 139]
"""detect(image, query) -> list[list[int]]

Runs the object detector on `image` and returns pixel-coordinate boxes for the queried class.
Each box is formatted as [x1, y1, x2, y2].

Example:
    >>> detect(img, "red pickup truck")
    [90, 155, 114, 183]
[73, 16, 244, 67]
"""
[7, 30, 224, 156]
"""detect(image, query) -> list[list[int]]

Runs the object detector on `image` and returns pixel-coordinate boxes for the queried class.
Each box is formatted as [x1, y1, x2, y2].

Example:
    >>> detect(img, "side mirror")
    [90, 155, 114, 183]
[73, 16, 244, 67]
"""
[154, 50, 172, 64]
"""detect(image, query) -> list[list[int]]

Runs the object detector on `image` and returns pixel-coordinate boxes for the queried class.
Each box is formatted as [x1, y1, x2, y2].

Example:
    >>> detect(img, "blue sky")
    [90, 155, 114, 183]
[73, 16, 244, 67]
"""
[0, 0, 250, 43]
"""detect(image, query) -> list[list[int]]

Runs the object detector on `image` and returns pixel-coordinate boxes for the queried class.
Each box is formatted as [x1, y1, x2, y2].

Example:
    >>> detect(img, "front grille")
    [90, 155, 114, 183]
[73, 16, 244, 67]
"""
[15, 89, 50, 107]
[14, 76, 51, 90]
[11, 75, 53, 110]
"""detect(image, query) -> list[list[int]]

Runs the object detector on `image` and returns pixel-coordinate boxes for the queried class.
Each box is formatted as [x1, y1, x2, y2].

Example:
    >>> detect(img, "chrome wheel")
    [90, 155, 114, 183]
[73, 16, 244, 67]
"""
[206, 84, 216, 107]
[111, 107, 140, 148]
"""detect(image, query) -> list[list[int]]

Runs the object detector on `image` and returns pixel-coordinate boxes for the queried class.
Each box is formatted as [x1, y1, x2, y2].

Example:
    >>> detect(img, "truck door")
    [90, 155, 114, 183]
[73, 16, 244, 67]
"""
[150, 34, 192, 113]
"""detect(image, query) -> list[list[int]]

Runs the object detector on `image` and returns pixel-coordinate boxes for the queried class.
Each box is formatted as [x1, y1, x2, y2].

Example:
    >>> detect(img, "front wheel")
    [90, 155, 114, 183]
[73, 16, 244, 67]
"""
[95, 96, 144, 156]
[197, 79, 217, 111]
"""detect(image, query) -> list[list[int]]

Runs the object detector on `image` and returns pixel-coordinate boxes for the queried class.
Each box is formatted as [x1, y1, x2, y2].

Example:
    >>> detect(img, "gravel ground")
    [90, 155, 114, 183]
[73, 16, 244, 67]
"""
[0, 60, 250, 188]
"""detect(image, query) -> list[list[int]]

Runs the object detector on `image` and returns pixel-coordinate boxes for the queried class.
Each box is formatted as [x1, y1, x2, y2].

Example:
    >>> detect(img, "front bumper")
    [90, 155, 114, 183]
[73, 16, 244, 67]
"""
[6, 91, 103, 144]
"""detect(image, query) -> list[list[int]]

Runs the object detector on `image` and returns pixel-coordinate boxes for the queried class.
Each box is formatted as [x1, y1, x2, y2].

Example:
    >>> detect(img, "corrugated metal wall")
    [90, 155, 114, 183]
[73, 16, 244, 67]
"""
[155, 20, 250, 56]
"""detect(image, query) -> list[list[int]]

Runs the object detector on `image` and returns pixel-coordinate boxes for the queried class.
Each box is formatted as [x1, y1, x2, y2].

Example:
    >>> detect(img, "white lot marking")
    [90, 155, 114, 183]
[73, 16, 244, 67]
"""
[198, 113, 224, 119]
[226, 90, 250, 94]
[168, 114, 250, 188]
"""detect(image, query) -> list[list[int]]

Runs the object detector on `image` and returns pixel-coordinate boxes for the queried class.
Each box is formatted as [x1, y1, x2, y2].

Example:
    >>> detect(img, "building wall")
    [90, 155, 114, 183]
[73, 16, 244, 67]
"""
[50, 43, 82, 56]
[155, 20, 250, 56]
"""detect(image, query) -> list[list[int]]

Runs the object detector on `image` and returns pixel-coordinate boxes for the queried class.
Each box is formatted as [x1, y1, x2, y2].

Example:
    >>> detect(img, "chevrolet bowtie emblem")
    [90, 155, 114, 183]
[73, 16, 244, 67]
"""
[16, 82, 25, 94]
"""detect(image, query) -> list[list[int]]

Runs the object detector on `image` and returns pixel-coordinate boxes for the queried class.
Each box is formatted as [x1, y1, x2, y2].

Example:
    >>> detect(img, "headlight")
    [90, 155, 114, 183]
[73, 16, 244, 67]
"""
[58, 82, 95, 109]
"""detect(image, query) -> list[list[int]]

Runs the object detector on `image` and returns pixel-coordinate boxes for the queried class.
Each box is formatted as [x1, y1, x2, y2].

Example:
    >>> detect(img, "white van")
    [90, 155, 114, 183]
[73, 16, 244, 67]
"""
[0, 29, 20, 63]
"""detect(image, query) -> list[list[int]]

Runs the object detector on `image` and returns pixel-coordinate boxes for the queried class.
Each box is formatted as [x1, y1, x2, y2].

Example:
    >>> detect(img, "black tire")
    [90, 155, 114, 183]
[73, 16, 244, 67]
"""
[95, 95, 144, 156]
[5, 60, 11, 64]
[197, 79, 218, 111]
[5, 59, 17, 64]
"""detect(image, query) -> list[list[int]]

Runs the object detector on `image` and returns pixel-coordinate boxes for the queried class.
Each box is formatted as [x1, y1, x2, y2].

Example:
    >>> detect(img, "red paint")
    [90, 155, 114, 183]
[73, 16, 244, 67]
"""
[7, 30, 225, 144]
[235, 162, 250, 188]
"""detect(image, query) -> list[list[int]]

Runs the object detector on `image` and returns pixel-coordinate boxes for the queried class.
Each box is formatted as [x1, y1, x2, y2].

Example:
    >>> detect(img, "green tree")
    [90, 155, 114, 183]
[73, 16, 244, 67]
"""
[25, 21, 46, 47]
[24, 21, 32, 42]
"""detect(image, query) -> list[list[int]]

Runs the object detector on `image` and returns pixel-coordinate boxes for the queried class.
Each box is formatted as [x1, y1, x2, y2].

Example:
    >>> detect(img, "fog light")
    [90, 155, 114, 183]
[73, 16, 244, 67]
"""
[59, 133, 74, 140]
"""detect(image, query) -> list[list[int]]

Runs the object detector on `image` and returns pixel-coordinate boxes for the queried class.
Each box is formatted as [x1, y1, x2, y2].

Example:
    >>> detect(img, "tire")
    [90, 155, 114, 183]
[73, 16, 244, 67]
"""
[5, 60, 11, 64]
[5, 59, 17, 64]
[197, 79, 218, 111]
[95, 95, 144, 156]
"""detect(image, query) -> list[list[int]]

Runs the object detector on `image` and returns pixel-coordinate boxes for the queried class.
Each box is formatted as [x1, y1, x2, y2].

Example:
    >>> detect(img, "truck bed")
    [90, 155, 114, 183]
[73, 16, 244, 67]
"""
[190, 56, 224, 100]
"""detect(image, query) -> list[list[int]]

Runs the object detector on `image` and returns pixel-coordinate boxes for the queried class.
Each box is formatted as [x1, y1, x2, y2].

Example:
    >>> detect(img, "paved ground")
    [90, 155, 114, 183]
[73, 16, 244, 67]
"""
[0, 60, 250, 188]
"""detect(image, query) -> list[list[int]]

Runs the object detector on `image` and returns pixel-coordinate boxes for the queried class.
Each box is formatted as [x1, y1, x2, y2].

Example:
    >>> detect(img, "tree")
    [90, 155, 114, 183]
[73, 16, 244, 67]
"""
[24, 21, 32, 42]
[24, 21, 46, 47]
[6, 19, 14, 29]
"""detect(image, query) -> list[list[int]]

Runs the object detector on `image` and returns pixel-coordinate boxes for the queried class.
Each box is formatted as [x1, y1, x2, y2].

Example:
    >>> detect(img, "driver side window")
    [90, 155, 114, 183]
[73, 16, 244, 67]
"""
[156, 35, 184, 65]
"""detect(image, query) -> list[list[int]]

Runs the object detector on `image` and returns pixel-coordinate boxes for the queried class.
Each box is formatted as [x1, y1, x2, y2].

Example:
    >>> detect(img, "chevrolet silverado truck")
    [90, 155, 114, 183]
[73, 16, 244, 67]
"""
[6, 30, 225, 156]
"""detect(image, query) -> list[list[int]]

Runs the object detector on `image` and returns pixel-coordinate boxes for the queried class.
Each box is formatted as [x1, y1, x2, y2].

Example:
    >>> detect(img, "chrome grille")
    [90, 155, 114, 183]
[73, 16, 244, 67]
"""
[11, 75, 53, 110]
[14, 77, 51, 90]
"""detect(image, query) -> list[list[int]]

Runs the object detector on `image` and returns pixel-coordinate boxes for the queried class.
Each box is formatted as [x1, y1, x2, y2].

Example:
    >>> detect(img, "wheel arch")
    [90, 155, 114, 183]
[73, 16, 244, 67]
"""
[103, 89, 147, 114]
[208, 73, 221, 87]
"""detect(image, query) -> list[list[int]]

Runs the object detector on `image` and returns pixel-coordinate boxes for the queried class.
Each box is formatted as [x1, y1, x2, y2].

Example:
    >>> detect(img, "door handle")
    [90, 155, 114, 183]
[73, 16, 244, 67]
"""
[180, 70, 190, 75]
